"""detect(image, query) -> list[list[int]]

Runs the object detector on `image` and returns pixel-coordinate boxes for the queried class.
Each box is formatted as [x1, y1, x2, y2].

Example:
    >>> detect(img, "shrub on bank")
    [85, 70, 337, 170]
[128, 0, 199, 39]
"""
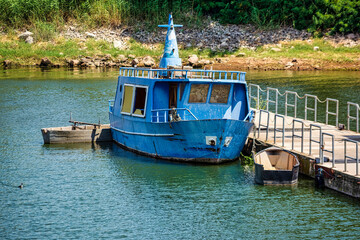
[0, 0, 359, 34]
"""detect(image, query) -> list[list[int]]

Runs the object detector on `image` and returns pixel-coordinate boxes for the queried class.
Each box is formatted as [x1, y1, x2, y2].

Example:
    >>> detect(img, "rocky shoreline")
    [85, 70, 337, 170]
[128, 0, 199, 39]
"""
[2, 21, 360, 70]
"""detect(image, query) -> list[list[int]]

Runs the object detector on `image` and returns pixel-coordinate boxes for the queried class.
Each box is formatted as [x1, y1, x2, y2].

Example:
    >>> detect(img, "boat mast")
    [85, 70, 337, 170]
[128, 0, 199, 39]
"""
[158, 13, 183, 68]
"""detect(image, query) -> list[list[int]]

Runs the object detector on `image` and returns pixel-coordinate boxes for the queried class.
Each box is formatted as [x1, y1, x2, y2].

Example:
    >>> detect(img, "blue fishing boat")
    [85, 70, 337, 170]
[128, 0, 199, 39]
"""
[108, 14, 254, 163]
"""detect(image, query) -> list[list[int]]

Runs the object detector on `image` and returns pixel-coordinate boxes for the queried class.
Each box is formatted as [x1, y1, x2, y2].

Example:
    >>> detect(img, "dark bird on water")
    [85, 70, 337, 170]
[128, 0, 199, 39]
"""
[18, 183, 23, 189]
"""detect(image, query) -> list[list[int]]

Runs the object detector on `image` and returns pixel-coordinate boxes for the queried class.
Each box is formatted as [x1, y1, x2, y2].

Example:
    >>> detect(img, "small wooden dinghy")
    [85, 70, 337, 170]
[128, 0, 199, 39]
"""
[41, 120, 112, 144]
[253, 147, 299, 185]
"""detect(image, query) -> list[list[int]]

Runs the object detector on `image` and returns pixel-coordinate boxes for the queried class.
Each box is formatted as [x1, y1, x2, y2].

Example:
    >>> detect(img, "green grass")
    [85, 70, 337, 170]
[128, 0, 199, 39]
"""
[1, 35, 359, 67]
[229, 39, 360, 63]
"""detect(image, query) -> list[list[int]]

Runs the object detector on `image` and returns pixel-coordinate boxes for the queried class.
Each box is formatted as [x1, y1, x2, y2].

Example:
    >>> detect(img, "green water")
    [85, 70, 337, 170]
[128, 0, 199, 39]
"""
[0, 68, 359, 239]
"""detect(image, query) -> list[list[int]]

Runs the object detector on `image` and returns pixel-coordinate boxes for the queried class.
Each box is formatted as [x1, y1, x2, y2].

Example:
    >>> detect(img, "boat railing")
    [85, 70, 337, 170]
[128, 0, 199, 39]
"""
[108, 100, 114, 113]
[119, 67, 246, 82]
[243, 110, 254, 122]
[151, 108, 198, 123]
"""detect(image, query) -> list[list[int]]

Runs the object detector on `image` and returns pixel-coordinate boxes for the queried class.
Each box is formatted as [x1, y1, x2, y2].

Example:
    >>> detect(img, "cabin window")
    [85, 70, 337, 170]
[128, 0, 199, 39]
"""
[210, 84, 231, 104]
[121, 85, 134, 114]
[132, 87, 147, 116]
[121, 84, 148, 117]
[189, 84, 209, 103]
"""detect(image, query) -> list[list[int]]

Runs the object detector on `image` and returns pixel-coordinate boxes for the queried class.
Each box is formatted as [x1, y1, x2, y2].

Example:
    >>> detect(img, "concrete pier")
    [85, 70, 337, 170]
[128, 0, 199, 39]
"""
[247, 110, 360, 198]
[41, 124, 112, 144]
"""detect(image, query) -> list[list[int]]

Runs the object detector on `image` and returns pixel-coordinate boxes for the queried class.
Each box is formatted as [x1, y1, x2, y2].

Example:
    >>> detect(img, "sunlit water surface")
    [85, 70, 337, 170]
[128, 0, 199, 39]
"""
[0, 68, 359, 239]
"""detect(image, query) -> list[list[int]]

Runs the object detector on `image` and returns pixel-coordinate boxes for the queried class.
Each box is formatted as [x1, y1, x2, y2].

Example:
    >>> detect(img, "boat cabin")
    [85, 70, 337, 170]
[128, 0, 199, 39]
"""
[109, 67, 252, 124]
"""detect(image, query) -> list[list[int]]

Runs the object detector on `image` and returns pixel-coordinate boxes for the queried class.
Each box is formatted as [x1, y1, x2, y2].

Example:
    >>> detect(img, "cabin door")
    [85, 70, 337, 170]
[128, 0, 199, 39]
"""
[169, 83, 177, 108]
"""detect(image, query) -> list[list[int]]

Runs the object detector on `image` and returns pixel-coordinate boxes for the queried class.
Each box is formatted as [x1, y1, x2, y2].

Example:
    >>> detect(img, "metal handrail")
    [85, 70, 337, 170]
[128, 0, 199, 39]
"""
[309, 124, 322, 156]
[292, 119, 304, 153]
[119, 67, 246, 82]
[347, 102, 359, 132]
[243, 110, 254, 122]
[248, 84, 260, 109]
[326, 98, 339, 127]
[274, 114, 285, 146]
[344, 139, 359, 175]
[305, 94, 317, 122]
[258, 110, 270, 141]
[285, 91, 297, 118]
[151, 108, 198, 123]
[266, 87, 278, 114]
[321, 133, 334, 166]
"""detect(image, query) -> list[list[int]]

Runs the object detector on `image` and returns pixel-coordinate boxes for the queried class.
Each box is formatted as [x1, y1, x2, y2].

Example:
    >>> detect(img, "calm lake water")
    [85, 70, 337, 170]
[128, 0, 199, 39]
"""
[1, 68, 359, 239]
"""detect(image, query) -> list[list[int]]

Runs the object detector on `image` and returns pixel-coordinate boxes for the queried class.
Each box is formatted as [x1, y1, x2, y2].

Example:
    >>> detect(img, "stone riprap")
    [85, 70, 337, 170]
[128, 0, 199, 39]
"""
[62, 21, 360, 51]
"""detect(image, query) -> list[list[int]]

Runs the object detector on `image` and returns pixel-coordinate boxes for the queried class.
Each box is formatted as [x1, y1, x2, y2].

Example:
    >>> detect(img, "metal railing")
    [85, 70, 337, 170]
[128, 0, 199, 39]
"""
[243, 110, 255, 122]
[266, 87, 279, 114]
[253, 108, 360, 177]
[309, 124, 322, 157]
[292, 119, 304, 153]
[347, 102, 359, 132]
[119, 67, 246, 82]
[305, 94, 318, 122]
[274, 114, 285, 146]
[321, 133, 334, 166]
[344, 139, 359, 175]
[247, 84, 357, 132]
[257, 110, 270, 141]
[249, 84, 260, 110]
[151, 108, 198, 123]
[254, 107, 360, 177]
[326, 98, 339, 127]
[285, 91, 297, 118]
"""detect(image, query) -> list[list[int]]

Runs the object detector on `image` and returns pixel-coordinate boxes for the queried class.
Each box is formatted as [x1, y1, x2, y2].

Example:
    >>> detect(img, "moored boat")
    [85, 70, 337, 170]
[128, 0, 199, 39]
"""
[108, 14, 254, 163]
[41, 121, 111, 144]
[253, 147, 300, 185]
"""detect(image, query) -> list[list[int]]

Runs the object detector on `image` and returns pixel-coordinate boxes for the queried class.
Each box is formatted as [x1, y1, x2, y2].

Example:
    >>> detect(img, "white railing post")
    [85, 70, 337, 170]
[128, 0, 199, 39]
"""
[347, 102, 359, 132]
[249, 84, 260, 110]
[326, 98, 339, 127]
[266, 87, 278, 114]
[274, 114, 285, 146]
[309, 124, 322, 157]
[305, 94, 318, 122]
[285, 91, 297, 118]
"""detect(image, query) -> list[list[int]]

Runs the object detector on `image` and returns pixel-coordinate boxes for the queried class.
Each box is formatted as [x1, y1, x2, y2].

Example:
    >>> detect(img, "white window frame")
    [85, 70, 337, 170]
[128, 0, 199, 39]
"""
[121, 84, 148, 118]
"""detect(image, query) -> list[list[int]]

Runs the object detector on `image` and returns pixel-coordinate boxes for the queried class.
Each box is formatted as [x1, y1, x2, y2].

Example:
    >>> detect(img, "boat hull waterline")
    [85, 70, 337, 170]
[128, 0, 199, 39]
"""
[110, 117, 253, 163]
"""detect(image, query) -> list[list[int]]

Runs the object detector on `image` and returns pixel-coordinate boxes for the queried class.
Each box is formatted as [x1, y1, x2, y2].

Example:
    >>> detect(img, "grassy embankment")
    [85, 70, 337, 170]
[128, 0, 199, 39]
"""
[1, 32, 360, 70]
[1, 0, 360, 69]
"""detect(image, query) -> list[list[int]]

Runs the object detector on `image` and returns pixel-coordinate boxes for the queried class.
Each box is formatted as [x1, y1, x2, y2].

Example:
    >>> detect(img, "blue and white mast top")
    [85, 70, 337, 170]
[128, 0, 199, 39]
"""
[158, 13, 183, 68]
